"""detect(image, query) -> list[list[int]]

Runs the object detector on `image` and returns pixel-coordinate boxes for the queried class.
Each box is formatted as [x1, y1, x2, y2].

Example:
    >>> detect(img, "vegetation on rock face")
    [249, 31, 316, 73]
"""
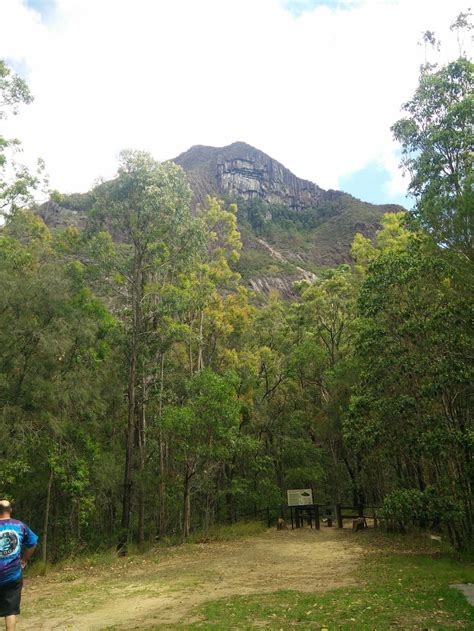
[36, 147, 404, 284]
[0, 14, 472, 561]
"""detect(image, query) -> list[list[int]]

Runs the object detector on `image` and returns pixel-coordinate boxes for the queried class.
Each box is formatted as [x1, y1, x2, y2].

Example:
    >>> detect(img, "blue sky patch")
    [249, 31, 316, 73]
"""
[338, 160, 411, 208]
[282, 0, 364, 17]
[5, 58, 29, 81]
[25, 0, 56, 21]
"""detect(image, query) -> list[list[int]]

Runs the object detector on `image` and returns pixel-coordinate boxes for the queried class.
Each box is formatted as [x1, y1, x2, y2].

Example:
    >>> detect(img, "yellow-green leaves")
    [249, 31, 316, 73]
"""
[351, 211, 417, 274]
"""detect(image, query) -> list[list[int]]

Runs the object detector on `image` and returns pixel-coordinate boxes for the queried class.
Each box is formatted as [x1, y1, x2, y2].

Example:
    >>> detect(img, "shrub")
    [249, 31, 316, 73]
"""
[379, 486, 463, 534]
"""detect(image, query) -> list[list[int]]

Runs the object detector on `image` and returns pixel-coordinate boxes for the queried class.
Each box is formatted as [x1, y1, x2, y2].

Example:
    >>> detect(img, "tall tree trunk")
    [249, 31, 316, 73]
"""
[121, 337, 137, 540]
[138, 386, 147, 545]
[108, 494, 115, 547]
[41, 469, 53, 564]
[225, 462, 235, 523]
[183, 464, 193, 539]
[197, 310, 204, 372]
[342, 455, 358, 507]
[120, 259, 142, 548]
[328, 438, 341, 503]
[158, 434, 167, 537]
[76, 503, 81, 542]
[158, 353, 167, 537]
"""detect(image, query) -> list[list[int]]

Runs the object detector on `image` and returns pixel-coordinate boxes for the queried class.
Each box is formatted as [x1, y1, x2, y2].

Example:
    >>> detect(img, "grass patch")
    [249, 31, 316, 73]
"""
[185, 538, 474, 630]
[186, 520, 266, 543]
[156, 520, 266, 547]
[25, 547, 119, 578]
[22, 522, 268, 625]
[25, 521, 266, 579]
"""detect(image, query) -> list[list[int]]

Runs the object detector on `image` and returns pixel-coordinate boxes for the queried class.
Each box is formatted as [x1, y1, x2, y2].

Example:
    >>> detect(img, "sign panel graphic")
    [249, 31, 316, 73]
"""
[287, 489, 313, 506]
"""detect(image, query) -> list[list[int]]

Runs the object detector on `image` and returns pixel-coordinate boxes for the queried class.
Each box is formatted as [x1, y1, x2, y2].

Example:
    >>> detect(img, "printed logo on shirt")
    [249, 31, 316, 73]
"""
[0, 530, 20, 558]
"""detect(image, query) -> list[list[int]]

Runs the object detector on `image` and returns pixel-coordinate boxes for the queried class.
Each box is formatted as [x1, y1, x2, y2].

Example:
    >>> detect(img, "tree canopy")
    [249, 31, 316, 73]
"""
[0, 25, 472, 559]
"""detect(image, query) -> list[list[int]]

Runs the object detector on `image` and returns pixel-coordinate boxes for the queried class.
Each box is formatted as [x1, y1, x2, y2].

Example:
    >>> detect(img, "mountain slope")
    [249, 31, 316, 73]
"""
[37, 142, 403, 297]
[174, 142, 324, 210]
[172, 142, 403, 288]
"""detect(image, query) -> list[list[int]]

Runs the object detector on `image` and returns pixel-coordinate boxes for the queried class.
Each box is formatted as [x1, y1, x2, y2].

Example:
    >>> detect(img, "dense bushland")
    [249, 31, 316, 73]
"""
[0, 35, 472, 555]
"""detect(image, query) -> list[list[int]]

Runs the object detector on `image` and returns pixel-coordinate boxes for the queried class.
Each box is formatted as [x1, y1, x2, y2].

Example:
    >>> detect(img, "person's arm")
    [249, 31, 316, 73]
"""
[21, 524, 39, 568]
[21, 545, 36, 568]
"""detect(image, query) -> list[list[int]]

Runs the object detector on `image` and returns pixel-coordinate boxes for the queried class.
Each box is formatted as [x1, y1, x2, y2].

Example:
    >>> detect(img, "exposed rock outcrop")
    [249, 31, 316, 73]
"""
[35, 141, 404, 299]
[249, 275, 298, 298]
[174, 142, 324, 210]
[256, 237, 316, 284]
[36, 200, 86, 230]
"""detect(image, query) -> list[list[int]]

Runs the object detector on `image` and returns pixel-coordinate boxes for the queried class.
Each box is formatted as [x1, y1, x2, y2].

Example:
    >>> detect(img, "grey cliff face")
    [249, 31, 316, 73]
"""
[173, 141, 324, 209]
[35, 141, 402, 299]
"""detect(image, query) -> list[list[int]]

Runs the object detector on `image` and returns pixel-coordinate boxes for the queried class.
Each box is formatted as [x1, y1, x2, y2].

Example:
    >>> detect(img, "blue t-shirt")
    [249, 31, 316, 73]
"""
[0, 518, 38, 584]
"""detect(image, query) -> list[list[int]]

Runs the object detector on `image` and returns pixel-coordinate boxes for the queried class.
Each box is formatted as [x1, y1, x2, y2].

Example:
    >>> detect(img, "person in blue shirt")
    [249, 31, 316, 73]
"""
[0, 500, 38, 631]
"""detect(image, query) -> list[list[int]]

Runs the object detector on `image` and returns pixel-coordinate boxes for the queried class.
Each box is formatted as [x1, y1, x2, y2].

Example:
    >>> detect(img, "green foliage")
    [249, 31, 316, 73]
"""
[351, 211, 417, 274]
[1, 20, 472, 560]
[392, 57, 474, 260]
[0, 60, 33, 117]
[53, 190, 94, 212]
[0, 210, 123, 557]
[162, 369, 241, 463]
[346, 243, 473, 546]
[379, 488, 463, 533]
[0, 59, 46, 213]
[235, 194, 402, 274]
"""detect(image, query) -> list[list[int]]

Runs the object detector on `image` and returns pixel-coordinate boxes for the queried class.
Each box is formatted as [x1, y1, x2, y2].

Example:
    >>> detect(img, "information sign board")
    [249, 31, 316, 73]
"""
[287, 489, 313, 506]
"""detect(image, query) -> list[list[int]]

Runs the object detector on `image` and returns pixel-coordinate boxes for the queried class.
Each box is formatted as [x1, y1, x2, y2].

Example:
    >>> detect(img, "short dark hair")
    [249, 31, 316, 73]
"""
[0, 501, 12, 515]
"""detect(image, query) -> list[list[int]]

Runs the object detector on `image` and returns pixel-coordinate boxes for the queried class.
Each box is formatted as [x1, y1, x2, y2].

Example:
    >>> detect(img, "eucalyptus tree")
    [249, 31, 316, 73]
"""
[162, 369, 241, 538]
[90, 151, 200, 545]
[348, 244, 473, 546]
[379, 22, 474, 545]
[153, 197, 252, 535]
[289, 267, 359, 503]
[0, 59, 45, 214]
[0, 210, 119, 559]
[392, 57, 473, 260]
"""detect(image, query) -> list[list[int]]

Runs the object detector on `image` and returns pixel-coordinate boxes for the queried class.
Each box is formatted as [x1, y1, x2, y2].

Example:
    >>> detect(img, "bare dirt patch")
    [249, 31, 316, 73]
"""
[20, 527, 366, 630]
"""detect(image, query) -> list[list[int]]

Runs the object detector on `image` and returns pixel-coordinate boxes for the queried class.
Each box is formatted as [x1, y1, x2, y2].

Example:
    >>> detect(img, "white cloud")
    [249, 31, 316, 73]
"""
[0, 0, 469, 201]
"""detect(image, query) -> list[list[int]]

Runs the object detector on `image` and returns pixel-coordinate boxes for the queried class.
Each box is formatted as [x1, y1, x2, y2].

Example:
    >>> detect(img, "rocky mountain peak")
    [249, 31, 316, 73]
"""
[173, 142, 325, 210]
[35, 141, 403, 298]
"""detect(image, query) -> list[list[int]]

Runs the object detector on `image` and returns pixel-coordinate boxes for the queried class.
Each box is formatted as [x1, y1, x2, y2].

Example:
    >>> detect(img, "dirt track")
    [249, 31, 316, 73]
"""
[20, 527, 366, 630]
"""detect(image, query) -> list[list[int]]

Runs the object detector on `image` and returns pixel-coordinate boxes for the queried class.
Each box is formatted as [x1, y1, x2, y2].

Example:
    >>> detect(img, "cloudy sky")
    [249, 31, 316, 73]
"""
[1, 0, 469, 206]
